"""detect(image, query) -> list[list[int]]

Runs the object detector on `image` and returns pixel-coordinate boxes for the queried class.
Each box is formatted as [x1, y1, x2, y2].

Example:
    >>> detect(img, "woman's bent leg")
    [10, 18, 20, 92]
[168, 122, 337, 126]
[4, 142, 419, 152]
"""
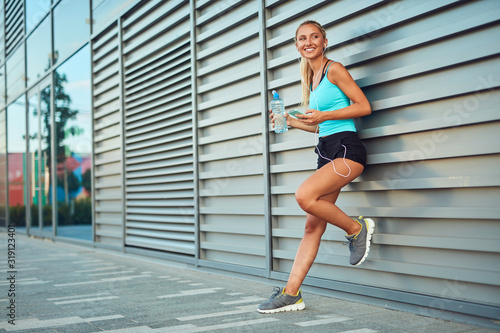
[295, 159, 364, 235]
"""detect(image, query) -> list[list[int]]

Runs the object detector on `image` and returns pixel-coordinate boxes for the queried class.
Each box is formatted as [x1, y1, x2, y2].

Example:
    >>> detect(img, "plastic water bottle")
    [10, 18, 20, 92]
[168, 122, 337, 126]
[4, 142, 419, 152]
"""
[270, 90, 288, 133]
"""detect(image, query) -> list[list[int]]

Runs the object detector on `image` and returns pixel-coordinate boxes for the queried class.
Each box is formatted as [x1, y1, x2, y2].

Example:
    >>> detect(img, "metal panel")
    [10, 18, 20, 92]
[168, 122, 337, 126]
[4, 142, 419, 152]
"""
[4, 0, 23, 56]
[92, 23, 124, 248]
[195, 0, 267, 270]
[121, 0, 195, 257]
[266, 0, 500, 317]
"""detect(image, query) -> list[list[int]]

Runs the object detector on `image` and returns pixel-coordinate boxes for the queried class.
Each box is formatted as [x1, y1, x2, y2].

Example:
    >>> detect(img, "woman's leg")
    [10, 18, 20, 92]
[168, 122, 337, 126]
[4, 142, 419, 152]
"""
[284, 159, 365, 295]
[295, 158, 364, 235]
[285, 192, 339, 295]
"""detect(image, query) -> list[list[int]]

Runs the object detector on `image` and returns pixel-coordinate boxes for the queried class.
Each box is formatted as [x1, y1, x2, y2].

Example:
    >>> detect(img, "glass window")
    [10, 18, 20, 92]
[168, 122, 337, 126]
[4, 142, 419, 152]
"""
[54, 45, 92, 240]
[27, 92, 39, 232]
[25, 0, 51, 32]
[27, 81, 53, 236]
[0, 1, 5, 108]
[0, 1, 5, 66]
[0, 65, 5, 109]
[7, 95, 27, 230]
[53, 0, 90, 65]
[40, 85, 53, 232]
[6, 44, 25, 103]
[0, 109, 6, 228]
[27, 16, 51, 88]
[92, 0, 135, 34]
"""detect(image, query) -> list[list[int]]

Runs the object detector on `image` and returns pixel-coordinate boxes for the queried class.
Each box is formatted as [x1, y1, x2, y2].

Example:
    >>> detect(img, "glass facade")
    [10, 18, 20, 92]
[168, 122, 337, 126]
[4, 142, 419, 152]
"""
[0, 65, 5, 110]
[53, 0, 90, 65]
[7, 95, 27, 229]
[40, 85, 53, 232]
[26, 15, 51, 88]
[25, 0, 51, 33]
[27, 93, 39, 231]
[27, 80, 53, 236]
[0, 1, 4, 110]
[6, 44, 25, 103]
[92, 0, 135, 33]
[0, 109, 6, 228]
[54, 45, 92, 240]
[3, 0, 94, 240]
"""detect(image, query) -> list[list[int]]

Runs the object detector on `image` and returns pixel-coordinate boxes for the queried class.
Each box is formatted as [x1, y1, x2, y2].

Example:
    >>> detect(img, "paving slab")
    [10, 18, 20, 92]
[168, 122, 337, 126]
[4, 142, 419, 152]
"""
[0, 233, 498, 333]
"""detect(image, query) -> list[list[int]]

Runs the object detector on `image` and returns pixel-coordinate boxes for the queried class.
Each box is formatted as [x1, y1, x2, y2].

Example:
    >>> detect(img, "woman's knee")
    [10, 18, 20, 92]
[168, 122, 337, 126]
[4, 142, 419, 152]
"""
[295, 187, 314, 212]
[304, 217, 326, 236]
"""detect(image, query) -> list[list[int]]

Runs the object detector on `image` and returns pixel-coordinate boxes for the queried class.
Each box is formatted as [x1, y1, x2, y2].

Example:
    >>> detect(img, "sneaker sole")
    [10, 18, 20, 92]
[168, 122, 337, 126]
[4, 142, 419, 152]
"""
[257, 302, 305, 314]
[354, 218, 375, 266]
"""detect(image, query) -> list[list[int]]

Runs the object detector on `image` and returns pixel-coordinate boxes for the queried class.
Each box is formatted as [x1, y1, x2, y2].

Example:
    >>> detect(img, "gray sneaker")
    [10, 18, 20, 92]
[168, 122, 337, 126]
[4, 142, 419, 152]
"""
[345, 216, 375, 266]
[257, 287, 305, 314]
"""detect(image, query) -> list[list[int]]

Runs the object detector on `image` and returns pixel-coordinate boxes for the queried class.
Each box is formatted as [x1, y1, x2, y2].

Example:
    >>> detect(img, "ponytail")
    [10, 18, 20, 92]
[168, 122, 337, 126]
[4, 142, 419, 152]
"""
[299, 57, 313, 107]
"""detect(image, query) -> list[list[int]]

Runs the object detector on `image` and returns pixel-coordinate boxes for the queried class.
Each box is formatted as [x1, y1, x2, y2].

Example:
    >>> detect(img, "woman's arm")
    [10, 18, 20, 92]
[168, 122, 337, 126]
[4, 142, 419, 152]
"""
[288, 116, 318, 133]
[269, 110, 318, 133]
[296, 62, 371, 126]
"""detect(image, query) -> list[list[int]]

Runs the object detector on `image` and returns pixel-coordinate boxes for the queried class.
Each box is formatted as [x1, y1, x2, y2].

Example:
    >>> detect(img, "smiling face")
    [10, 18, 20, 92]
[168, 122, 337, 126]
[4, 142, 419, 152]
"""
[295, 23, 327, 59]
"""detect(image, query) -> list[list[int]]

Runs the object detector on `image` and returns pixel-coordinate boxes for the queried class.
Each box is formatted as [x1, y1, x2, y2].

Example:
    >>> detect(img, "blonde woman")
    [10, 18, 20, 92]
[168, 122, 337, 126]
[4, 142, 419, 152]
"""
[258, 20, 374, 314]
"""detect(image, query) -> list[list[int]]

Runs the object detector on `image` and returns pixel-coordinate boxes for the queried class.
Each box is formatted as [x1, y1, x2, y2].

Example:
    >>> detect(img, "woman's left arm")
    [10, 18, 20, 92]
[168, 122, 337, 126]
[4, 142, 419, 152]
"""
[298, 62, 371, 126]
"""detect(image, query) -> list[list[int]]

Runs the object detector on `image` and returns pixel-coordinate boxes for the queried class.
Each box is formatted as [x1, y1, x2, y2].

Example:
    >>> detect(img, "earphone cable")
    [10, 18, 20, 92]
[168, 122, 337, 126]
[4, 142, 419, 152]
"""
[299, 54, 351, 178]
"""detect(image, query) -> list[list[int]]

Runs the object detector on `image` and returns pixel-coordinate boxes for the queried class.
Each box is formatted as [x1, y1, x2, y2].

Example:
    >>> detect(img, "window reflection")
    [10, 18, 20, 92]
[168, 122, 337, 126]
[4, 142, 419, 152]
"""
[7, 95, 27, 229]
[27, 83, 53, 235]
[0, 2, 4, 65]
[0, 109, 6, 228]
[53, 0, 90, 65]
[6, 44, 25, 103]
[54, 45, 92, 240]
[0, 65, 5, 109]
[40, 85, 53, 231]
[92, 0, 135, 33]
[0, 6, 5, 68]
[27, 16, 51, 88]
[27, 93, 39, 231]
[25, 0, 51, 33]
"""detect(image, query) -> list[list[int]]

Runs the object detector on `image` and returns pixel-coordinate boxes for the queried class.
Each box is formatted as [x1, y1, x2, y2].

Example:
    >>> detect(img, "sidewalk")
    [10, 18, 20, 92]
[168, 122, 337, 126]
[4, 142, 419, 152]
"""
[0, 233, 497, 333]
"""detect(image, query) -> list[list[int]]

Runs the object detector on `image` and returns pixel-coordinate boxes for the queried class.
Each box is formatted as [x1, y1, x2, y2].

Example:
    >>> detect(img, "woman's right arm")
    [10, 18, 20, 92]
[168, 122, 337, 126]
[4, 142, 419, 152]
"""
[288, 115, 318, 133]
[270, 110, 318, 133]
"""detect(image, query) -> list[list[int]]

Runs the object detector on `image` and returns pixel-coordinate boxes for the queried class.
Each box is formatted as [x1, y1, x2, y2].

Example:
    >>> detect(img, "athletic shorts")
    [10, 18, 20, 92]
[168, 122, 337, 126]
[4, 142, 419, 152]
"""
[315, 131, 367, 169]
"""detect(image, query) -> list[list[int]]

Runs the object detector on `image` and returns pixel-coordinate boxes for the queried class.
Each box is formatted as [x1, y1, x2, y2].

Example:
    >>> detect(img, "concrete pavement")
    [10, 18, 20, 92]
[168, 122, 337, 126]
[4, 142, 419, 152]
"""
[0, 232, 497, 333]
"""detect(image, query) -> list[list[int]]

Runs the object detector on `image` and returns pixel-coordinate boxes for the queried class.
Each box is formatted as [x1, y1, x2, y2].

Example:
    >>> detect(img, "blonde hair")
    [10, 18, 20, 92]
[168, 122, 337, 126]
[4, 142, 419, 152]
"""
[295, 20, 327, 106]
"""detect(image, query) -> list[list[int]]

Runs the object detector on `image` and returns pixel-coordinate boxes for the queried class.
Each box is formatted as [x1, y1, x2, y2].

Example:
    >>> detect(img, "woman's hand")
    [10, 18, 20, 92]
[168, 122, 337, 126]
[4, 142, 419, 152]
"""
[269, 109, 292, 128]
[295, 109, 324, 126]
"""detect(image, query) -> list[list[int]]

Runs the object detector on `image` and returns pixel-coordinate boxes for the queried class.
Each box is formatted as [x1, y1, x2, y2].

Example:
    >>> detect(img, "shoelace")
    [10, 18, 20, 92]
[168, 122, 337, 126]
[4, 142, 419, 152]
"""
[269, 287, 282, 300]
[343, 237, 356, 252]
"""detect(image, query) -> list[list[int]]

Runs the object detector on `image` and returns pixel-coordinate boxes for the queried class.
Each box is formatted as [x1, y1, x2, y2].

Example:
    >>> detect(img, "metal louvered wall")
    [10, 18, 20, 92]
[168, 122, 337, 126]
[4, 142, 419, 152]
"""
[264, 0, 500, 322]
[88, 0, 500, 323]
[92, 22, 124, 249]
[194, 0, 269, 273]
[121, 0, 195, 260]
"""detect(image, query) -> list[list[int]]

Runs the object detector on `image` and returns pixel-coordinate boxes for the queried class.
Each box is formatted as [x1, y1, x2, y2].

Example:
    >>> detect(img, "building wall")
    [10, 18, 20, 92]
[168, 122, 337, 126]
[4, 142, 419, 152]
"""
[2, 0, 500, 324]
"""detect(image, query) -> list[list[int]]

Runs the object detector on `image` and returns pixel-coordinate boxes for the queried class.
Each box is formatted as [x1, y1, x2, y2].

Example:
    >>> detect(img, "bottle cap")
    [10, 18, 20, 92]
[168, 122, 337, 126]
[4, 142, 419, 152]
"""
[272, 90, 279, 99]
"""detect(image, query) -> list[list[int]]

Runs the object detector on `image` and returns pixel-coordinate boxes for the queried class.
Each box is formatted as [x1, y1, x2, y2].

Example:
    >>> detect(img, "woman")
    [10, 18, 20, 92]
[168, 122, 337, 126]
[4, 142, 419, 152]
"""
[258, 20, 374, 314]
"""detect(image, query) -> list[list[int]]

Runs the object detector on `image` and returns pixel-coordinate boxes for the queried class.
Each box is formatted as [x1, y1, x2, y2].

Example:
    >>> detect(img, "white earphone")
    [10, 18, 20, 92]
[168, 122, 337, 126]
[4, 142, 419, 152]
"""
[297, 54, 352, 179]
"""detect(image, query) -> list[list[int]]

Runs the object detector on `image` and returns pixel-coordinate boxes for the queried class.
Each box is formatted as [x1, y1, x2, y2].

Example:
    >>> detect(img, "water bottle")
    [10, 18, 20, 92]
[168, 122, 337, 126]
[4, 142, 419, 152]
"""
[270, 90, 288, 133]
